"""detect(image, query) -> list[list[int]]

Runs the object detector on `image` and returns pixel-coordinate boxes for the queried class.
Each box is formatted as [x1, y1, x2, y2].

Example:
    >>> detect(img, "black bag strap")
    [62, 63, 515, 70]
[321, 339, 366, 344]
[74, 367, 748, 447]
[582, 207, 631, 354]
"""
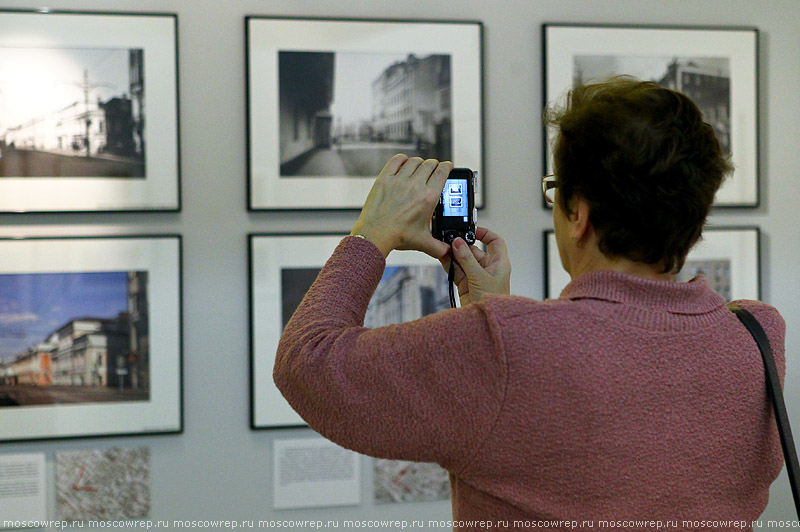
[730, 305, 800, 513]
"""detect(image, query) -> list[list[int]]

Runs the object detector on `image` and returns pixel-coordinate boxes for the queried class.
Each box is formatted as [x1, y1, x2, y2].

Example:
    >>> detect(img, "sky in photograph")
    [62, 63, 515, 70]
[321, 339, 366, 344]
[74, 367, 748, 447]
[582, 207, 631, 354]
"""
[0, 271, 129, 361]
[380, 266, 403, 285]
[329, 52, 414, 125]
[0, 47, 133, 133]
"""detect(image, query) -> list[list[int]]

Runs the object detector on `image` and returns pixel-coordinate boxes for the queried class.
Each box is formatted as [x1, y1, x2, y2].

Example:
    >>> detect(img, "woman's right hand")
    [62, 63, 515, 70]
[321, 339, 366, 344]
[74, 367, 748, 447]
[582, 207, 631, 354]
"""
[440, 227, 511, 305]
[350, 154, 452, 259]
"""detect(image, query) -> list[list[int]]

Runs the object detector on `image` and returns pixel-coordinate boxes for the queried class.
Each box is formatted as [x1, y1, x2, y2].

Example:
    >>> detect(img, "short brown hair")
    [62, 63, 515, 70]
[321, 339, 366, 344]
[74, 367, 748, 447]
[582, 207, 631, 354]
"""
[547, 77, 733, 273]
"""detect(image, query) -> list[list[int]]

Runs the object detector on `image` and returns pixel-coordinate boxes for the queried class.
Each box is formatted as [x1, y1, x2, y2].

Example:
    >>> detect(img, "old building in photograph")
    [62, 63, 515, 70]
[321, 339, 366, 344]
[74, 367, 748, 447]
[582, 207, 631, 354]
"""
[278, 51, 335, 172]
[364, 266, 449, 329]
[129, 49, 146, 157]
[3, 96, 106, 156]
[51, 316, 129, 387]
[371, 54, 451, 160]
[3, 70, 142, 159]
[127, 271, 149, 391]
[0, 336, 57, 386]
[658, 59, 731, 153]
[101, 97, 138, 158]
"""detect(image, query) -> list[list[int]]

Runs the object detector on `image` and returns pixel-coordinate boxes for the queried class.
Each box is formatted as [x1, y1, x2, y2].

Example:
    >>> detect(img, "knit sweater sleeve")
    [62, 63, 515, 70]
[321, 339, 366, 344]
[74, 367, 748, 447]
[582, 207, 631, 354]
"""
[273, 236, 507, 471]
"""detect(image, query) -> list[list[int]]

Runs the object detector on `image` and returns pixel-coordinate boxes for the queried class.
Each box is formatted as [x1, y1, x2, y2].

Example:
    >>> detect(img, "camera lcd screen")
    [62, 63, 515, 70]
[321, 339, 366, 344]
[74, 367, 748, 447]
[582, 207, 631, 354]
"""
[442, 178, 469, 221]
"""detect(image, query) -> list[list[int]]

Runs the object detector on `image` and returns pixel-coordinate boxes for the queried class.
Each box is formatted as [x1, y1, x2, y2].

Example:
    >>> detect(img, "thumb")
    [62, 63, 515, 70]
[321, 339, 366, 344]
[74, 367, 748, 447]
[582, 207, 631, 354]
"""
[451, 238, 483, 277]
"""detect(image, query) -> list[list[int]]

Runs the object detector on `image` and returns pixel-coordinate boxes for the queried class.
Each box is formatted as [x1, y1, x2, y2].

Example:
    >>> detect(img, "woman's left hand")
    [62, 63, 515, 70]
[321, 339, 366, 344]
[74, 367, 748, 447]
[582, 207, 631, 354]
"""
[440, 227, 512, 305]
[350, 154, 452, 259]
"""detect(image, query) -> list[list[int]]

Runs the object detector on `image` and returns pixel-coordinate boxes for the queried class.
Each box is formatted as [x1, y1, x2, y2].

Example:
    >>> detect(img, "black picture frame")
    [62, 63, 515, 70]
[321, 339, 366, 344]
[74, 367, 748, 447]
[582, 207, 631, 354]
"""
[542, 23, 759, 208]
[246, 16, 484, 211]
[0, 235, 183, 442]
[0, 9, 181, 212]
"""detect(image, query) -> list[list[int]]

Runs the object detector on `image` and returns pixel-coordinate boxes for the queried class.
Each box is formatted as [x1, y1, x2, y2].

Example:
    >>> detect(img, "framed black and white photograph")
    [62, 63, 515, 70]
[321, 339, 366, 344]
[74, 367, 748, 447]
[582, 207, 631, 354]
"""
[0, 10, 179, 212]
[246, 17, 483, 210]
[250, 233, 450, 429]
[544, 227, 760, 300]
[543, 24, 758, 207]
[0, 235, 182, 442]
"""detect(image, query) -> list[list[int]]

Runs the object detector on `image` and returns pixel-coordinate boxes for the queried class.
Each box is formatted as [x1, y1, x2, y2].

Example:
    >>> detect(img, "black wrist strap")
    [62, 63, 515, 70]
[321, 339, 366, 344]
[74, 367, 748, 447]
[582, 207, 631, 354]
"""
[448, 259, 457, 309]
[730, 306, 800, 513]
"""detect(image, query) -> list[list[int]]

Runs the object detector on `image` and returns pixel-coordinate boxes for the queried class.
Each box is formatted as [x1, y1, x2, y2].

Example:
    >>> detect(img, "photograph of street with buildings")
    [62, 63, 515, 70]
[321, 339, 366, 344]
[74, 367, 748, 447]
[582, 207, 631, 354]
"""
[278, 50, 452, 177]
[573, 55, 731, 154]
[0, 271, 149, 407]
[0, 46, 146, 178]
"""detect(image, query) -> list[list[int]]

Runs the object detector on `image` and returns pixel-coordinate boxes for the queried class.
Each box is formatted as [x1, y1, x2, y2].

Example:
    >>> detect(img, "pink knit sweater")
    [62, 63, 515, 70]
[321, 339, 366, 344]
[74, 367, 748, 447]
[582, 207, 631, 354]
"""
[274, 236, 785, 531]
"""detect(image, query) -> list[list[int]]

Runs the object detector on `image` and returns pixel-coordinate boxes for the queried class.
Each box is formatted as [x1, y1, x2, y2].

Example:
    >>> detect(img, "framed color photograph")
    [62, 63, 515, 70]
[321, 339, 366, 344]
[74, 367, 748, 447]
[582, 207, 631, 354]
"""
[246, 17, 484, 210]
[250, 233, 451, 428]
[544, 227, 760, 300]
[543, 24, 758, 207]
[0, 235, 182, 442]
[0, 10, 179, 212]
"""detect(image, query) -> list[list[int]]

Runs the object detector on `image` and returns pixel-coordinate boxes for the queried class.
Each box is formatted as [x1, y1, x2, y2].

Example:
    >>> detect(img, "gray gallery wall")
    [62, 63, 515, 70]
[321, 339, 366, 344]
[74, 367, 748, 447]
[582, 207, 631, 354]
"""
[0, 0, 798, 529]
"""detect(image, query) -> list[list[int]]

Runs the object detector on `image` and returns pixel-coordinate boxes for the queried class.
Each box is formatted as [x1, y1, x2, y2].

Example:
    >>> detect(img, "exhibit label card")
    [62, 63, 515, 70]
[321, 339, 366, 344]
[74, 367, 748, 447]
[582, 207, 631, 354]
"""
[0, 453, 47, 526]
[273, 437, 360, 509]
